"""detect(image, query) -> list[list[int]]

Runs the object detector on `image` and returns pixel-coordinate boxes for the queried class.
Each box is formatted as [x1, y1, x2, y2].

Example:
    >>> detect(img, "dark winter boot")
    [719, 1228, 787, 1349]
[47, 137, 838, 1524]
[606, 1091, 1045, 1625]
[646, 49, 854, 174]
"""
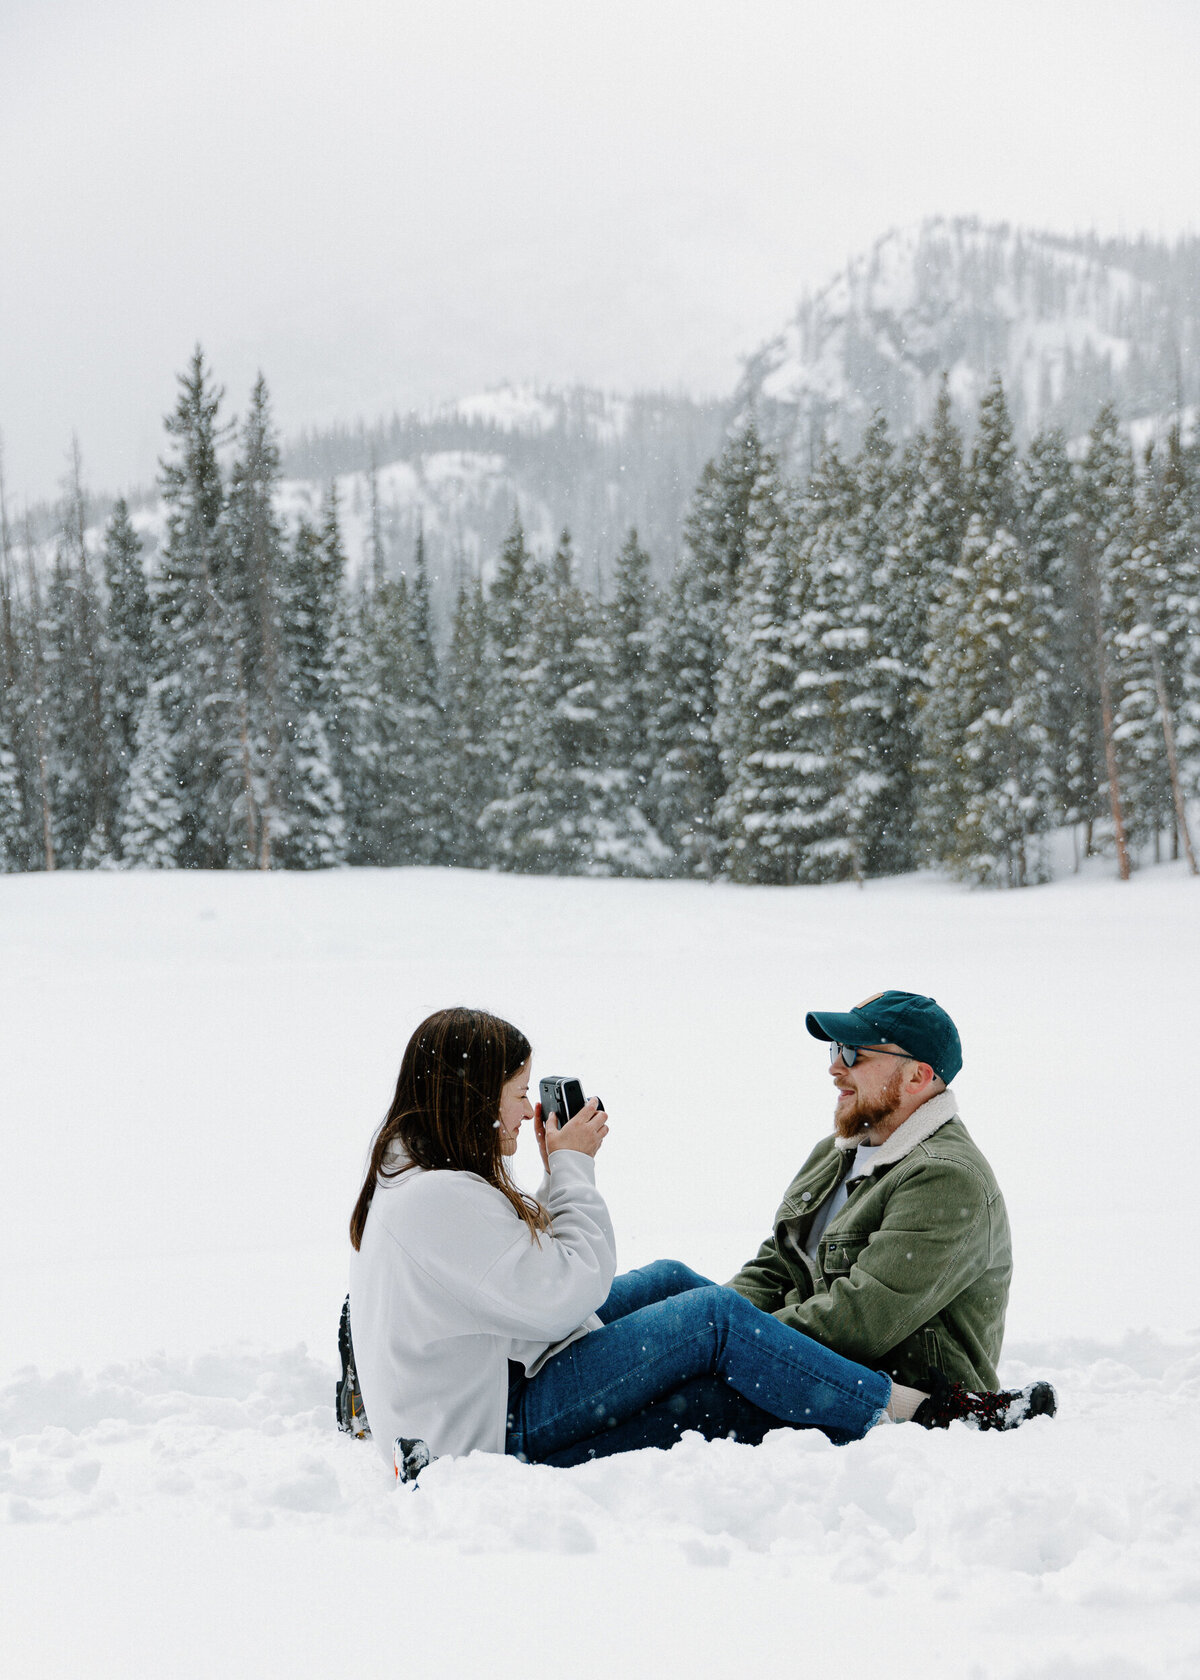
[393, 1436, 433, 1485]
[913, 1370, 1057, 1432]
[335, 1294, 371, 1439]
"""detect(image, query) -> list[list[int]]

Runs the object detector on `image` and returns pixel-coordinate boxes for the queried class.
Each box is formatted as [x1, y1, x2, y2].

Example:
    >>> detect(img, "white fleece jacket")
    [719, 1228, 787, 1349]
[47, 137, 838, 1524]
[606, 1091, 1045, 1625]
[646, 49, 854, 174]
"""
[349, 1147, 617, 1465]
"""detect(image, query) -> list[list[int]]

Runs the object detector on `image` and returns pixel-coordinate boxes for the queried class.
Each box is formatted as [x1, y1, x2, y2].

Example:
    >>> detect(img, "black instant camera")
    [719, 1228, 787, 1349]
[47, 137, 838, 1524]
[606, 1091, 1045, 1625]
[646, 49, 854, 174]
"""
[538, 1077, 604, 1130]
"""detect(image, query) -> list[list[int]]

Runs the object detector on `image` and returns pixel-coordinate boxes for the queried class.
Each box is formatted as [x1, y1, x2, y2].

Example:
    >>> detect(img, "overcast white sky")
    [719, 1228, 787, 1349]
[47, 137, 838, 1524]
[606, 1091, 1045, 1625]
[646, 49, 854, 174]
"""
[3, 0, 1199, 504]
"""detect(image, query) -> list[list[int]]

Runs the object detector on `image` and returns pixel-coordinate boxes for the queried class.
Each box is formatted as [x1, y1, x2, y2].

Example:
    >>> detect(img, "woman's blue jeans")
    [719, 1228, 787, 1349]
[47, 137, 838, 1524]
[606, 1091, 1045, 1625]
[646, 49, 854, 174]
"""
[505, 1260, 891, 1466]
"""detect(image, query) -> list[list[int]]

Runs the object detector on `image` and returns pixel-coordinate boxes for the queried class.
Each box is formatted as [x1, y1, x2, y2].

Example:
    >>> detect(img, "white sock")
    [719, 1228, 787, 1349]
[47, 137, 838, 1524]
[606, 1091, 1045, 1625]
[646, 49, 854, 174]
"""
[884, 1382, 929, 1424]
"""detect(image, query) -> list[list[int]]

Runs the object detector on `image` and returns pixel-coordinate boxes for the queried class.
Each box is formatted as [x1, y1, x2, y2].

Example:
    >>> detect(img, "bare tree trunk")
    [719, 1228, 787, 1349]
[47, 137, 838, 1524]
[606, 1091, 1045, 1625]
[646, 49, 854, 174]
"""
[1147, 635, 1199, 876]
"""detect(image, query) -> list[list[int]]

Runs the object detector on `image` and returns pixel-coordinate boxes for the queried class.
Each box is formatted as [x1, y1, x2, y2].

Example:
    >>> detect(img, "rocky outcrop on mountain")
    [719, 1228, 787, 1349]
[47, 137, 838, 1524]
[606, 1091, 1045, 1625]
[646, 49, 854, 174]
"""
[736, 217, 1200, 464]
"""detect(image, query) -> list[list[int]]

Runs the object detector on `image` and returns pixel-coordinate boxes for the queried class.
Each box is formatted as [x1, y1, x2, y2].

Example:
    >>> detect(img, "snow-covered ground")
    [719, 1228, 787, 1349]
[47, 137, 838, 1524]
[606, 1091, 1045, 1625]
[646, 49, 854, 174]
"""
[2, 865, 1198, 1678]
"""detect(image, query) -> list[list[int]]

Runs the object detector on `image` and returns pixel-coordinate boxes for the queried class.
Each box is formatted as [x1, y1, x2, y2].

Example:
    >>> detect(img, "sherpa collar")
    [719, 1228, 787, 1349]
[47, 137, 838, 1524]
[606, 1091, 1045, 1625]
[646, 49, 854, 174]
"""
[832, 1088, 959, 1172]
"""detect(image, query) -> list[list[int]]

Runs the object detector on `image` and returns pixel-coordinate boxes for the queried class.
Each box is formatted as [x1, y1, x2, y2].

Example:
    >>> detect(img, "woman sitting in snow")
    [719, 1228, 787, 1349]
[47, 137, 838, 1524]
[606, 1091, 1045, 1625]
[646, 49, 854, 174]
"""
[346, 1007, 1053, 1476]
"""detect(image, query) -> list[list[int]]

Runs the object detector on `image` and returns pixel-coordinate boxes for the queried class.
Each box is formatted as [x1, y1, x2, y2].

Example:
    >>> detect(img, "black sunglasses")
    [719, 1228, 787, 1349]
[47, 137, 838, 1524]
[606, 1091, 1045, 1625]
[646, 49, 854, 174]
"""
[829, 1042, 913, 1069]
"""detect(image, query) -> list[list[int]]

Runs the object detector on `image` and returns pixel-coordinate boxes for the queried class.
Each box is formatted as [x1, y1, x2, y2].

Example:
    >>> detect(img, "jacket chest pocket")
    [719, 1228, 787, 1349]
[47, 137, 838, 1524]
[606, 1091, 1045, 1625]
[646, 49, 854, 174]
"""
[821, 1236, 866, 1277]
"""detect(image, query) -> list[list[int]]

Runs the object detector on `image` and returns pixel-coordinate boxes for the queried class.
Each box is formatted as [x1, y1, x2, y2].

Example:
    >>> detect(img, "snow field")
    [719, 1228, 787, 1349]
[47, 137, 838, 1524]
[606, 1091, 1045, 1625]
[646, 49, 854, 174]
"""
[2, 864, 1198, 1677]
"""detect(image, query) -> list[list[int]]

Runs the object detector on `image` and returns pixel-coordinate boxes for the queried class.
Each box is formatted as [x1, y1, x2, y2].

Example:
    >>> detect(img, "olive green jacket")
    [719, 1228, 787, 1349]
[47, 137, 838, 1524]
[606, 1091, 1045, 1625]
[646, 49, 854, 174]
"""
[727, 1092, 1011, 1389]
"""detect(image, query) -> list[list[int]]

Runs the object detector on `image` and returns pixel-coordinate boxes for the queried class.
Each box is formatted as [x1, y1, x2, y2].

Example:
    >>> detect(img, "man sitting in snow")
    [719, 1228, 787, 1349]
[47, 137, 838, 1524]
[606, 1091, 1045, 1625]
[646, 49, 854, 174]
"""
[728, 991, 1021, 1415]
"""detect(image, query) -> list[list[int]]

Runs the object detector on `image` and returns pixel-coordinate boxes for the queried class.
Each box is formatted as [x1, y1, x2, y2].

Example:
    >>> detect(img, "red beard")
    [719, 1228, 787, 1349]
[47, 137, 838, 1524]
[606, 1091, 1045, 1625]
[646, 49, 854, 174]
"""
[833, 1064, 906, 1139]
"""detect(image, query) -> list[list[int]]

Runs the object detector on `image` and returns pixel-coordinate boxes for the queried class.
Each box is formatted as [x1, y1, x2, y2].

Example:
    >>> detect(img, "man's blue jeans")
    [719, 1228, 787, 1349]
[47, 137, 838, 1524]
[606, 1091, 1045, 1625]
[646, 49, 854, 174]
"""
[505, 1260, 891, 1466]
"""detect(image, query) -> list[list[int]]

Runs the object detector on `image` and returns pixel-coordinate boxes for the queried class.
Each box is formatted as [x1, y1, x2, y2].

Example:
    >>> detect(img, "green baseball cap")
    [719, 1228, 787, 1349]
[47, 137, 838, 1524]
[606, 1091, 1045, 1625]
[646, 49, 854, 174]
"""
[805, 990, 962, 1085]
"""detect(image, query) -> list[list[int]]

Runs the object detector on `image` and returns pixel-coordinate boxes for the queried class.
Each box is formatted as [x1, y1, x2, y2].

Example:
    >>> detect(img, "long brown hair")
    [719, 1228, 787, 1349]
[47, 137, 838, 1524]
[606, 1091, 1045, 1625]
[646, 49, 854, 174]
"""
[349, 1007, 546, 1250]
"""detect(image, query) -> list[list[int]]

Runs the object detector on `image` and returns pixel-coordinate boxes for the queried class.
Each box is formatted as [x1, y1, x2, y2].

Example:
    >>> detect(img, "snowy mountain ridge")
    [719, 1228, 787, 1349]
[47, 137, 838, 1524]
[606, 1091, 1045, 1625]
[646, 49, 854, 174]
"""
[441, 383, 634, 444]
[72, 220, 1200, 607]
[738, 216, 1200, 464]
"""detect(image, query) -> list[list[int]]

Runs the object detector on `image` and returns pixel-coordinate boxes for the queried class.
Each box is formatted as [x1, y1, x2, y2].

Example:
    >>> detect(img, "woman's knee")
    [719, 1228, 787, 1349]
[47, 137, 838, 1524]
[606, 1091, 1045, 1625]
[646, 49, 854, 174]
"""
[644, 1258, 713, 1295]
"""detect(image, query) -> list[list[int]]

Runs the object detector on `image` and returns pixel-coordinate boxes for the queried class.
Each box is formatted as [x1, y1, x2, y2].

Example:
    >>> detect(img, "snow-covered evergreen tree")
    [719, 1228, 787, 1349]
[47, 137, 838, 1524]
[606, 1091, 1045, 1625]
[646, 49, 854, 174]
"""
[42, 548, 89, 866]
[1108, 445, 1176, 858]
[605, 528, 662, 826]
[226, 375, 288, 863]
[900, 383, 967, 867]
[0, 715, 24, 870]
[714, 455, 808, 882]
[1019, 429, 1097, 838]
[1075, 403, 1149, 864]
[652, 423, 767, 875]
[922, 378, 1053, 885]
[278, 708, 347, 868]
[480, 529, 664, 876]
[474, 513, 537, 863]
[1132, 428, 1200, 855]
[153, 347, 239, 867]
[783, 443, 870, 882]
[119, 685, 185, 868]
[899, 378, 967, 612]
[100, 497, 151, 834]
[351, 530, 447, 866]
[443, 572, 499, 867]
[274, 503, 347, 869]
[1153, 430, 1200, 802]
[841, 415, 913, 875]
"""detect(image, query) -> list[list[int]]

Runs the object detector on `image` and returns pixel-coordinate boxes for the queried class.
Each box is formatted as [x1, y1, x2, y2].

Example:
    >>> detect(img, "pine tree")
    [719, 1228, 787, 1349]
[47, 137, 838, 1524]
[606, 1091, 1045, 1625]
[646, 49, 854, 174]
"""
[328, 584, 380, 865]
[1176, 435, 1200, 803]
[353, 531, 447, 866]
[900, 378, 967, 611]
[714, 457, 807, 882]
[652, 423, 767, 875]
[42, 547, 90, 865]
[841, 415, 913, 875]
[480, 528, 664, 876]
[784, 443, 869, 882]
[21, 536, 57, 870]
[477, 530, 552, 870]
[311, 487, 361, 832]
[275, 504, 348, 868]
[1109, 445, 1177, 859]
[278, 708, 347, 868]
[119, 685, 185, 867]
[153, 347, 241, 867]
[606, 528, 665, 832]
[226, 374, 288, 863]
[1075, 403, 1141, 872]
[476, 513, 536, 863]
[402, 528, 453, 861]
[443, 572, 499, 867]
[901, 384, 967, 868]
[1019, 429, 1096, 839]
[43, 443, 112, 864]
[922, 378, 1053, 885]
[0, 713, 23, 870]
[1132, 428, 1200, 865]
[0, 452, 30, 867]
[101, 497, 152, 839]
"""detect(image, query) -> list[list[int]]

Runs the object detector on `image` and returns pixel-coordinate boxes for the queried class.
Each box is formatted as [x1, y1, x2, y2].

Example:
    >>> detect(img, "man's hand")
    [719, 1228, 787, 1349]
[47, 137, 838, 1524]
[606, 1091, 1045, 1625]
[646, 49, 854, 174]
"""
[536, 1096, 609, 1160]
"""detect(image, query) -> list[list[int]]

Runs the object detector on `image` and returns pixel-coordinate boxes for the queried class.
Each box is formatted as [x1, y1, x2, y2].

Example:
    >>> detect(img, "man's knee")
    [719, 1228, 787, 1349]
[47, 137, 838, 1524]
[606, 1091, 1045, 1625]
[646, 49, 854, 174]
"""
[697, 1283, 768, 1336]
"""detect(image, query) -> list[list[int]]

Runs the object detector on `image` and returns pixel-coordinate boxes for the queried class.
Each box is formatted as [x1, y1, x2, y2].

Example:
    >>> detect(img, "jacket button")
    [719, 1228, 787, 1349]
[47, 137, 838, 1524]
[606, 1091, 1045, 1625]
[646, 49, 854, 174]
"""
[801, 1192, 811, 1202]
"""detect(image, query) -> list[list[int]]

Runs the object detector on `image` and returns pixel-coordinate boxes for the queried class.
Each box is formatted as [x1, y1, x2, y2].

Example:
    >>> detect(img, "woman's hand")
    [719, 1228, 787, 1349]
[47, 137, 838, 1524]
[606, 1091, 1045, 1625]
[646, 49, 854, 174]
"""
[534, 1102, 551, 1173]
[537, 1096, 609, 1160]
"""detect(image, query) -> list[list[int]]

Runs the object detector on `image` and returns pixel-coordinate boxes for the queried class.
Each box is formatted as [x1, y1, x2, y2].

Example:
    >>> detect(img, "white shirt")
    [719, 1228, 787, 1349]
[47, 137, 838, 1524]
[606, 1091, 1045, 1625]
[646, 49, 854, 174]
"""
[804, 1142, 884, 1258]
